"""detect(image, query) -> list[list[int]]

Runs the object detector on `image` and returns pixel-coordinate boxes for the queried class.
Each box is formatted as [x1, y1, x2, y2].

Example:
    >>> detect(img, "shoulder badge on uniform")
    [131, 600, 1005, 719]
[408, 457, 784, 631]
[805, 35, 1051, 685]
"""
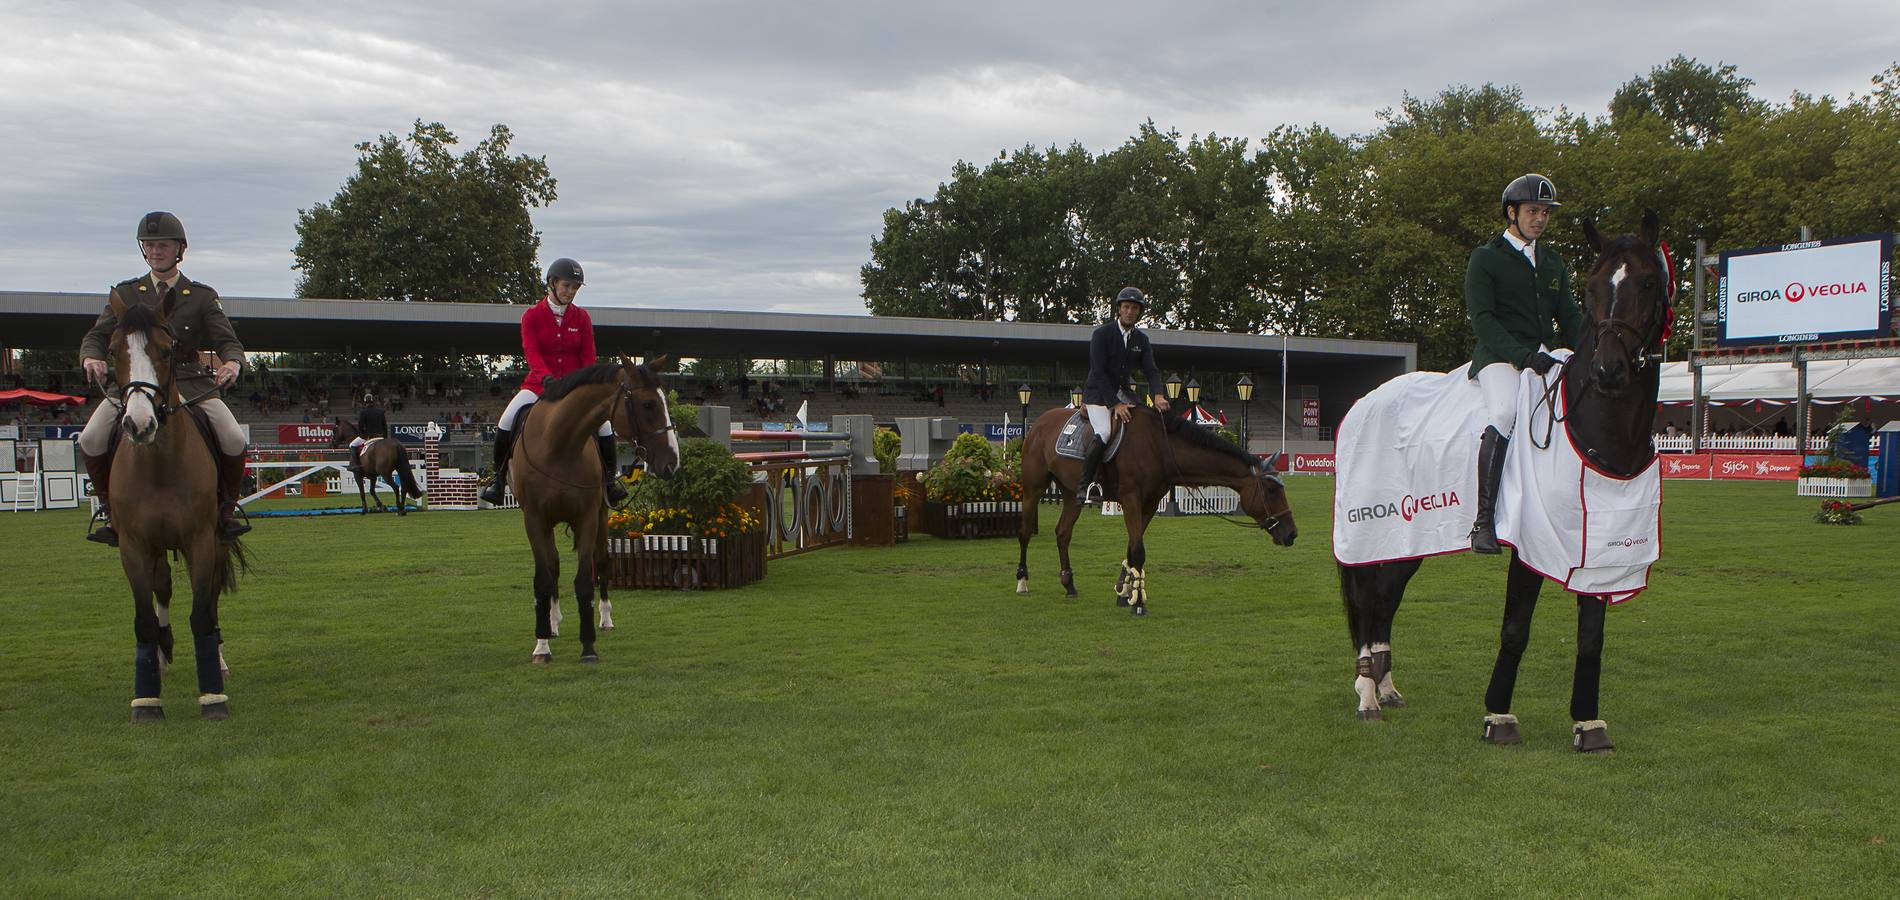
[137, 284, 148, 292]
[181, 288, 191, 295]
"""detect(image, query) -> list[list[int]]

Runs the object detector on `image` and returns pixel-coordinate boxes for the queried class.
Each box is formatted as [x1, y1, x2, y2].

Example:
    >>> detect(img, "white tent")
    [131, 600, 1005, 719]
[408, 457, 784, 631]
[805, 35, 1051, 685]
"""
[1657, 358, 1900, 404]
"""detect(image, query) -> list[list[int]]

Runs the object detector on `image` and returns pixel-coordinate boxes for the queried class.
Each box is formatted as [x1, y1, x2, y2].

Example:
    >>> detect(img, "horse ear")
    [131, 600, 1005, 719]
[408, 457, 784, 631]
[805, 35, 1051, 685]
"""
[1582, 219, 1603, 254]
[1641, 208, 1661, 249]
[1261, 451, 1283, 474]
[107, 286, 129, 318]
[646, 354, 671, 372]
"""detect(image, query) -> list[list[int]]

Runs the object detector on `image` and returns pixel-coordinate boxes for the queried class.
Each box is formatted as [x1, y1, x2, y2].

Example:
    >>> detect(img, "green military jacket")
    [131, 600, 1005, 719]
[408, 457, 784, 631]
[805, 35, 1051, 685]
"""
[79, 274, 245, 399]
[1464, 235, 1582, 379]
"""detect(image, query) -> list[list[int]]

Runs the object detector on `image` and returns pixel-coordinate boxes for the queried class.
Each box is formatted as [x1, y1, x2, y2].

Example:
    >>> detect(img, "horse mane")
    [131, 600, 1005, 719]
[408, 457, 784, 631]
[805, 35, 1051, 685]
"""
[539, 362, 624, 401]
[1161, 409, 1256, 469]
[117, 302, 160, 334]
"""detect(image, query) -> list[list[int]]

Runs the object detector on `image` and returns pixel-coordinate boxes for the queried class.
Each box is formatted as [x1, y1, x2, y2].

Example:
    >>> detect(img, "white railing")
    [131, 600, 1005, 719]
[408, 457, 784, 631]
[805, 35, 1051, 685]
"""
[1653, 435, 1879, 454]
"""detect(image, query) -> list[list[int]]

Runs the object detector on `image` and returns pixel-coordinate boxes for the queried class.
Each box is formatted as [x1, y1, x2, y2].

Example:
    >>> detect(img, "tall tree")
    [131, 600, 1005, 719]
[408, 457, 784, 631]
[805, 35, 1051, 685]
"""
[294, 121, 557, 304]
[1609, 55, 1766, 148]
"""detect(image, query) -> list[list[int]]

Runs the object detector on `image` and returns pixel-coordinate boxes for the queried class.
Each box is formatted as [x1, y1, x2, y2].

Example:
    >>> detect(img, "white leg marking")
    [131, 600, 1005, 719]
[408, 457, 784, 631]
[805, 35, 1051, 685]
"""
[1016, 577, 1029, 594]
[598, 600, 614, 630]
[155, 603, 170, 628]
[549, 598, 562, 636]
[533, 638, 551, 656]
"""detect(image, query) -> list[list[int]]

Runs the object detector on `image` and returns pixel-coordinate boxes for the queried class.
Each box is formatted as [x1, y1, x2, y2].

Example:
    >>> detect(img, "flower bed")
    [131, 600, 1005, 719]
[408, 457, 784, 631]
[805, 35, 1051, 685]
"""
[606, 530, 767, 590]
[1814, 499, 1865, 526]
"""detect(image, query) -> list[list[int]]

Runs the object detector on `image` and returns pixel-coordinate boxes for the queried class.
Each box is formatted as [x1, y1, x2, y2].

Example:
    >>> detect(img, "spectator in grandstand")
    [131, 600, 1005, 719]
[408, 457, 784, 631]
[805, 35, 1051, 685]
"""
[77, 211, 252, 546]
[1463, 174, 1582, 554]
[1078, 286, 1169, 505]
[479, 257, 626, 506]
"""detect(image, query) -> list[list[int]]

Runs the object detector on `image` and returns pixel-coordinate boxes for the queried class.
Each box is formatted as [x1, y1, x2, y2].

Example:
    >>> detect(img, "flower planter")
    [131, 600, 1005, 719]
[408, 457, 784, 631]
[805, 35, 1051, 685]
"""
[1796, 477, 1873, 498]
[605, 530, 767, 590]
[920, 500, 1031, 539]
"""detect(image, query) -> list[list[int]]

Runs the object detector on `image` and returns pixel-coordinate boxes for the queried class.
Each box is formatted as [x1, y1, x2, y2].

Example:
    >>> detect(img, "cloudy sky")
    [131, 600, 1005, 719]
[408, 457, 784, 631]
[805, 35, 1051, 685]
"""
[2, 1, 1895, 314]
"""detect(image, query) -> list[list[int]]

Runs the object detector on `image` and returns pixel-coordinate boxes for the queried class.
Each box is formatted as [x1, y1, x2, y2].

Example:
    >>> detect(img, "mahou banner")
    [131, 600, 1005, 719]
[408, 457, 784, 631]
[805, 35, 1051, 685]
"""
[278, 423, 337, 445]
[1719, 232, 1893, 346]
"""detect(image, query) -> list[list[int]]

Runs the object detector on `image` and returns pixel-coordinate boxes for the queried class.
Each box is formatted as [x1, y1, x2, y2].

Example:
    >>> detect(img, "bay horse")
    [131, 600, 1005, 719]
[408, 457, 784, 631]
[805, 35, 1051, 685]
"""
[102, 292, 249, 722]
[1016, 406, 1298, 615]
[511, 359, 679, 664]
[1337, 209, 1669, 752]
[329, 417, 424, 515]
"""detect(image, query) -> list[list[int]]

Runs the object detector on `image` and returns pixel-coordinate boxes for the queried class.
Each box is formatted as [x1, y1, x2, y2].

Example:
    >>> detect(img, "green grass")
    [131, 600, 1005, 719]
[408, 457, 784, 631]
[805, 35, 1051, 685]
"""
[1, 478, 1895, 897]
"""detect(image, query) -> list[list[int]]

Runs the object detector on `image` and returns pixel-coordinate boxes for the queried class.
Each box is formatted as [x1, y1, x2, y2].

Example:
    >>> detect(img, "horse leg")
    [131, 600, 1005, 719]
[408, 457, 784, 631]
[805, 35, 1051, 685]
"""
[1373, 573, 1409, 708]
[1054, 492, 1084, 599]
[367, 477, 387, 512]
[573, 518, 601, 663]
[1123, 504, 1153, 617]
[528, 523, 559, 664]
[1017, 450, 1053, 594]
[185, 533, 229, 719]
[1482, 552, 1544, 744]
[153, 554, 174, 675]
[122, 544, 165, 723]
[1572, 596, 1613, 753]
[1341, 559, 1418, 720]
[356, 479, 369, 515]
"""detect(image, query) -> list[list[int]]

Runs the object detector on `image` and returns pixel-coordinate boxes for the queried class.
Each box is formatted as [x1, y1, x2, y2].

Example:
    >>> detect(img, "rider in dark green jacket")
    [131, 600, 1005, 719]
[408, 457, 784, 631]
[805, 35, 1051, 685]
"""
[1465, 174, 1583, 554]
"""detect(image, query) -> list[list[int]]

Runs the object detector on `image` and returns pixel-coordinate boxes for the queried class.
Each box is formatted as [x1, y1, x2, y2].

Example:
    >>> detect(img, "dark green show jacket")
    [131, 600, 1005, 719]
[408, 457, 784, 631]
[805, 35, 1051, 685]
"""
[79, 274, 246, 400]
[1464, 235, 1582, 379]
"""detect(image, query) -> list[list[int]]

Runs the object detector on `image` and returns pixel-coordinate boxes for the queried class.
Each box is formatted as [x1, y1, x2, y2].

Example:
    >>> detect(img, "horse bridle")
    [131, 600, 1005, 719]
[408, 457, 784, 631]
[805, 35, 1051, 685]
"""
[1590, 249, 1670, 374]
[618, 377, 677, 470]
[104, 321, 217, 429]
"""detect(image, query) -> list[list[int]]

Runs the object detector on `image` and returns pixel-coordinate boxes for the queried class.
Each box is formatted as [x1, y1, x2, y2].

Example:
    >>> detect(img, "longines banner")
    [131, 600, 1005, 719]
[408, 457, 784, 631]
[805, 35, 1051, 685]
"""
[1718, 232, 1893, 347]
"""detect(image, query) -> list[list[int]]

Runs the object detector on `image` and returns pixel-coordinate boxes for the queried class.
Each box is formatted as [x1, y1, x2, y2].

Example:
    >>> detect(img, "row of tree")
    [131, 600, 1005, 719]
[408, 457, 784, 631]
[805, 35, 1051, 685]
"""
[860, 57, 1900, 370]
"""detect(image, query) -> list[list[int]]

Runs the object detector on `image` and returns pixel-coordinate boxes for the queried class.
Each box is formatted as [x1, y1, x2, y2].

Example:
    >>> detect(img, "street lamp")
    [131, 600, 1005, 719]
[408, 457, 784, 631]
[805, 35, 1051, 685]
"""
[1235, 374, 1255, 452]
[1165, 372, 1184, 400]
[1017, 383, 1032, 438]
[1069, 386, 1083, 408]
[1185, 377, 1202, 404]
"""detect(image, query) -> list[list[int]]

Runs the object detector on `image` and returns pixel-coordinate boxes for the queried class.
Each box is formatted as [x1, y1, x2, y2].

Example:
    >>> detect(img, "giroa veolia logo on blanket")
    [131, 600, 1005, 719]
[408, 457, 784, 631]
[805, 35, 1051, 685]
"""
[1345, 490, 1461, 525]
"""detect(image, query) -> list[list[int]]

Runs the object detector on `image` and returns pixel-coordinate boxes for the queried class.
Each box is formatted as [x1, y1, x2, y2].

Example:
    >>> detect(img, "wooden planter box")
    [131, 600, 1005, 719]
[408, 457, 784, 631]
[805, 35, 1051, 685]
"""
[920, 500, 1032, 539]
[1796, 477, 1874, 498]
[605, 530, 767, 590]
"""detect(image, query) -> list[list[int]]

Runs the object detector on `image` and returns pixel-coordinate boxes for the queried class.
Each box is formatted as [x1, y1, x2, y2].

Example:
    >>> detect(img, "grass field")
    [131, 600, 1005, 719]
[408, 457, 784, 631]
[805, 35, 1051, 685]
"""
[2, 478, 1896, 897]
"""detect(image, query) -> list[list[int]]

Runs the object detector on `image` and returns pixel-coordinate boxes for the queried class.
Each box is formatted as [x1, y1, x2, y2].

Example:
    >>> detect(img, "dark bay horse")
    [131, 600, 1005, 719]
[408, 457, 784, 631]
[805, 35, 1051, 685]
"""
[329, 417, 424, 515]
[103, 293, 249, 722]
[512, 360, 679, 664]
[1016, 406, 1298, 615]
[1338, 210, 1670, 752]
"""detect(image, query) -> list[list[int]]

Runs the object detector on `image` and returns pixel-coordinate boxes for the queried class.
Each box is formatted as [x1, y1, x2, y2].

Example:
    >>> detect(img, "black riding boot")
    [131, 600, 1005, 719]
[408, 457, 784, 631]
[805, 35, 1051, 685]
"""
[597, 434, 628, 506]
[1469, 426, 1509, 554]
[83, 449, 117, 546]
[480, 429, 515, 505]
[1077, 436, 1108, 506]
[216, 448, 253, 542]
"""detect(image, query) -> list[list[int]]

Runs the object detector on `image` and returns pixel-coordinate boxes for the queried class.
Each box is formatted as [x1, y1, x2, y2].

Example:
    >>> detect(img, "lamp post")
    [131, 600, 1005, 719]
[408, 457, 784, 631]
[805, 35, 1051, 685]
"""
[1016, 383, 1032, 441]
[1165, 372, 1184, 401]
[1235, 374, 1255, 453]
[1185, 377, 1202, 405]
[1069, 386, 1083, 409]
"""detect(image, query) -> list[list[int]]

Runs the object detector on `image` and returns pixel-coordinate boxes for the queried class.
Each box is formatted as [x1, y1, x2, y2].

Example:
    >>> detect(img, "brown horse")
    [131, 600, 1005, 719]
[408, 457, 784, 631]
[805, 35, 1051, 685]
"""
[1015, 407, 1298, 615]
[512, 359, 679, 663]
[328, 418, 424, 515]
[103, 293, 248, 722]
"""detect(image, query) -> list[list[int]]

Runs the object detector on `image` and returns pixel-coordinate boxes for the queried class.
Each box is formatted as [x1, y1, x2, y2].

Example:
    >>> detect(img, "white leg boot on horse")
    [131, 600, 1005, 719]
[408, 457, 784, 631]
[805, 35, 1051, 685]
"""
[1372, 641, 1405, 707]
[1355, 647, 1382, 721]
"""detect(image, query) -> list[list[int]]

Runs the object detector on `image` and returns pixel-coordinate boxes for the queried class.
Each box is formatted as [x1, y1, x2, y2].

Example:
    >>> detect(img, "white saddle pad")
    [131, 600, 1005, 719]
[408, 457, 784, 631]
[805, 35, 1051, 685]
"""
[1332, 350, 1660, 602]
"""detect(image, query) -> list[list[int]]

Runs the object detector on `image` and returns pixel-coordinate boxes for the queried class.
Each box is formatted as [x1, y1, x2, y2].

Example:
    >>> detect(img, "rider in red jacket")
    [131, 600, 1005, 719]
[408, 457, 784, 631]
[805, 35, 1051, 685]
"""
[479, 258, 626, 506]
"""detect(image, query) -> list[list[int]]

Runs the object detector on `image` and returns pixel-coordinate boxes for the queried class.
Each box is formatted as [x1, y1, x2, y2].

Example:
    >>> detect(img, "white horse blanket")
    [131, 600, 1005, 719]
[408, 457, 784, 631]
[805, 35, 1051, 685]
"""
[1331, 350, 1660, 602]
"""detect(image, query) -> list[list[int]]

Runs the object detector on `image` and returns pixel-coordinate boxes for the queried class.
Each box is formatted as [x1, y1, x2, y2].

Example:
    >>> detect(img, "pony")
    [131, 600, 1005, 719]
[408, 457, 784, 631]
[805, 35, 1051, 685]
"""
[511, 359, 680, 664]
[1337, 210, 1670, 752]
[328, 416, 424, 515]
[102, 292, 248, 722]
[1015, 406, 1298, 615]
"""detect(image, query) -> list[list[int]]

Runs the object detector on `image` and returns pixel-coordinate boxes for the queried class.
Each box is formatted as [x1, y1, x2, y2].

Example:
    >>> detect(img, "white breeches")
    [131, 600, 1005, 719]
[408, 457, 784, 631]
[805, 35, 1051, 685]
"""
[1476, 362, 1520, 436]
[497, 388, 612, 436]
[1086, 404, 1113, 441]
[80, 395, 246, 456]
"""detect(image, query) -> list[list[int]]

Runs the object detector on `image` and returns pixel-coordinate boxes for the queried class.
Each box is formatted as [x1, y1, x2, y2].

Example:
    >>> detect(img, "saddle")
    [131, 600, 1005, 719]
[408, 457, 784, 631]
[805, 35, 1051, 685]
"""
[1054, 409, 1127, 461]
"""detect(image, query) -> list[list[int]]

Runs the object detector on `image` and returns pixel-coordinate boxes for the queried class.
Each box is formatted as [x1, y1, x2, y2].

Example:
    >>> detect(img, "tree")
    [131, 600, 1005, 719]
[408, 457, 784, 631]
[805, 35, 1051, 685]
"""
[1610, 56, 1766, 148]
[293, 121, 557, 304]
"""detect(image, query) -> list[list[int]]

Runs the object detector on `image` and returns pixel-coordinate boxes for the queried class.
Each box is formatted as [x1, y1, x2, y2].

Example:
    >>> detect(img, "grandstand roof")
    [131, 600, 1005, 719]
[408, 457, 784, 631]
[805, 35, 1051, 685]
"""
[2, 290, 1414, 388]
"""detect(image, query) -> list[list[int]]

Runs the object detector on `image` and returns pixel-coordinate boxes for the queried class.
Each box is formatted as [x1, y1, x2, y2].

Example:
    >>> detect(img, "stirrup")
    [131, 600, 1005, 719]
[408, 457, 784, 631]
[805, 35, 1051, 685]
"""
[218, 506, 252, 542]
[1079, 482, 1103, 506]
[86, 508, 119, 547]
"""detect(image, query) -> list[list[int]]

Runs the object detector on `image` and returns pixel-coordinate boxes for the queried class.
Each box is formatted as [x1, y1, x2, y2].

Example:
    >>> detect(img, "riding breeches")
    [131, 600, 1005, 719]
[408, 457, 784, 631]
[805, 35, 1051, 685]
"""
[79, 395, 247, 456]
[1475, 362, 1521, 437]
[496, 387, 613, 437]
[1085, 404, 1113, 443]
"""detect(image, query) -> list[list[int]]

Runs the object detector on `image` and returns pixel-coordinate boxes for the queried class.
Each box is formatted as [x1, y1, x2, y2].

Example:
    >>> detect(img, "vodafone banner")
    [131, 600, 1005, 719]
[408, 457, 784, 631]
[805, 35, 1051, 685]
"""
[1719, 232, 1893, 346]
[1290, 452, 1335, 474]
[278, 423, 337, 445]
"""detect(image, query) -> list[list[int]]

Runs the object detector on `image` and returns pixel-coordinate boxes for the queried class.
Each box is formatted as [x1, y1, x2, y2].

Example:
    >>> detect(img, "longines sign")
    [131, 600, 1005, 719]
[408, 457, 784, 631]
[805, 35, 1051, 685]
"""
[1718, 232, 1892, 347]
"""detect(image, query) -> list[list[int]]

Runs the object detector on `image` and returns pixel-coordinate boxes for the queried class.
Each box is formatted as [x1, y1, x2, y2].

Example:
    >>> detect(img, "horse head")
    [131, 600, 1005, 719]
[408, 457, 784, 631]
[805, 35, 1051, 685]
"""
[1239, 451, 1298, 547]
[107, 289, 178, 446]
[615, 356, 681, 479]
[1579, 209, 1669, 397]
[327, 417, 353, 448]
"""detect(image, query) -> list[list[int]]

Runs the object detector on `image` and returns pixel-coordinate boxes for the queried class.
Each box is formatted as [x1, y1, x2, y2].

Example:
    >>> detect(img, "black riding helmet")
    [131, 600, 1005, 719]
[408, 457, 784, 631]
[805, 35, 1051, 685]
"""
[1500, 174, 1559, 220]
[1115, 286, 1146, 310]
[137, 211, 187, 247]
[546, 257, 585, 286]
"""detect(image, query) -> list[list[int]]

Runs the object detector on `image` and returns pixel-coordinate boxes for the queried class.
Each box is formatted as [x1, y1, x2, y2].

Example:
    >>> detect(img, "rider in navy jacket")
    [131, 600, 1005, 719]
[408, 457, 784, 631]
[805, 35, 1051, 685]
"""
[1079, 287, 1170, 503]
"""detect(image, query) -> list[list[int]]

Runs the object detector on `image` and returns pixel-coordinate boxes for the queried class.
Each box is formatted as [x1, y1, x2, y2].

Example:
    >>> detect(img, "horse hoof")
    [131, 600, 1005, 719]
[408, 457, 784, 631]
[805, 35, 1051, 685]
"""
[1130, 604, 1146, 617]
[1574, 722, 1614, 754]
[1064, 587, 1078, 599]
[580, 652, 600, 665]
[1356, 708, 1382, 722]
[1481, 715, 1522, 745]
[531, 653, 553, 665]
[1379, 693, 1407, 708]
[200, 701, 230, 721]
[131, 705, 165, 724]
[1016, 579, 1029, 594]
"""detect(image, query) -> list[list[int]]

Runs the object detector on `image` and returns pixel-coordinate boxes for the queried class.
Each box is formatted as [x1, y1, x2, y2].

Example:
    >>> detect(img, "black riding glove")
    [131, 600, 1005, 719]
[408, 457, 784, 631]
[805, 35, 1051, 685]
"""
[1521, 351, 1558, 376]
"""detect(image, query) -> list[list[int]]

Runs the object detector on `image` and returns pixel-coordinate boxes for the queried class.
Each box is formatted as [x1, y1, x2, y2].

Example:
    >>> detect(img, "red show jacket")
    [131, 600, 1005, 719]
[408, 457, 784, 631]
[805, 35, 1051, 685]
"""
[518, 299, 597, 395]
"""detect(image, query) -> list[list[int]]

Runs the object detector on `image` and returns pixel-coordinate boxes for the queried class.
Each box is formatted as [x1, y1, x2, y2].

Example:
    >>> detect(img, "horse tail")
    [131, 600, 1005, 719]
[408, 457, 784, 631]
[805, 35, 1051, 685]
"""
[1338, 563, 1359, 646]
[395, 448, 424, 498]
[216, 538, 251, 597]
